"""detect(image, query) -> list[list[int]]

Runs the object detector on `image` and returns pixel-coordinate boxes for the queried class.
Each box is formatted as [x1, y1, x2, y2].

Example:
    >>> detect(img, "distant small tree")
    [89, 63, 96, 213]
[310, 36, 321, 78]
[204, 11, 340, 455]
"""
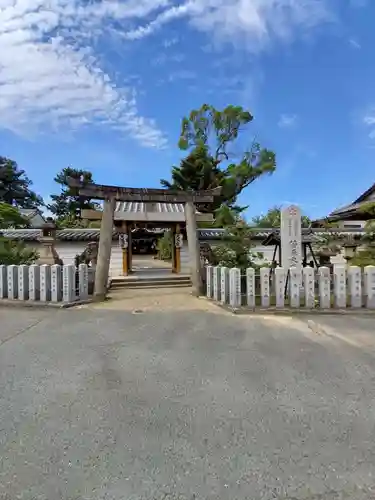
[0, 203, 39, 264]
[350, 203, 375, 267]
[49, 167, 99, 223]
[252, 206, 311, 228]
[0, 156, 43, 208]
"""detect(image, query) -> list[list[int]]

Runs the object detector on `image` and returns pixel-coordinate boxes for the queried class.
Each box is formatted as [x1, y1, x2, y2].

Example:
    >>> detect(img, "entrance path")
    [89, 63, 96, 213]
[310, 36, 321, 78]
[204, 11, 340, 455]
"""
[1, 307, 375, 499]
[89, 287, 220, 313]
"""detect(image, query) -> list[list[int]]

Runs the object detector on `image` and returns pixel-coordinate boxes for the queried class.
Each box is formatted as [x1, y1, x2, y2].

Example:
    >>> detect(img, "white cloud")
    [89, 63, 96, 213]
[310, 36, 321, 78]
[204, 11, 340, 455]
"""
[349, 37, 361, 49]
[123, 0, 334, 49]
[0, 0, 168, 148]
[278, 113, 298, 128]
[364, 112, 375, 139]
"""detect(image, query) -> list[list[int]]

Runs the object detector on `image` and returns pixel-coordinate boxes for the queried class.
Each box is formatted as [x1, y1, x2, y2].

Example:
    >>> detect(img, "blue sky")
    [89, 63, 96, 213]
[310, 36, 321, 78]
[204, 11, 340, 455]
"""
[0, 0, 374, 220]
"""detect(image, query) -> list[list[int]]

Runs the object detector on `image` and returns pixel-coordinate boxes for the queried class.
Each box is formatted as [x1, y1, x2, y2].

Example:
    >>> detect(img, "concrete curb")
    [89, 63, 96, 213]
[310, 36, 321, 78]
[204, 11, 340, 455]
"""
[0, 298, 93, 310]
[205, 300, 375, 316]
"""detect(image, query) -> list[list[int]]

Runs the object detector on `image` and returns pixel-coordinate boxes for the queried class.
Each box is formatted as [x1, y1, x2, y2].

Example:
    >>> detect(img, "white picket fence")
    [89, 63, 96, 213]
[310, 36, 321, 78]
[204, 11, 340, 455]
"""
[206, 265, 375, 309]
[0, 264, 90, 303]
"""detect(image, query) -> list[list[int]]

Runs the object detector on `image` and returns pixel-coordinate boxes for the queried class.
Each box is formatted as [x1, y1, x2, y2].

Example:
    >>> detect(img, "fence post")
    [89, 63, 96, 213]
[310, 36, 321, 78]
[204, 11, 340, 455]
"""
[303, 267, 315, 308]
[348, 266, 362, 308]
[7, 265, 18, 300]
[18, 265, 29, 301]
[79, 264, 89, 300]
[229, 268, 241, 308]
[333, 266, 346, 308]
[289, 266, 301, 308]
[220, 267, 229, 304]
[364, 265, 375, 309]
[40, 264, 51, 302]
[274, 267, 285, 308]
[260, 267, 270, 308]
[213, 266, 221, 301]
[51, 264, 62, 302]
[246, 268, 255, 308]
[318, 266, 331, 309]
[0, 265, 7, 298]
[63, 264, 75, 303]
[206, 265, 213, 299]
[29, 265, 40, 301]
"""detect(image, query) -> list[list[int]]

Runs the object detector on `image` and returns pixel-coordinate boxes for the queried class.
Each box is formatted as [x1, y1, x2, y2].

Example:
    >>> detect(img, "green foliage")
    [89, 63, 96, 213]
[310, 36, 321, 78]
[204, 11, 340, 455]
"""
[351, 204, 375, 266]
[161, 104, 276, 214]
[0, 156, 43, 208]
[0, 202, 39, 265]
[156, 232, 172, 261]
[49, 167, 99, 222]
[0, 239, 39, 265]
[212, 220, 263, 270]
[56, 215, 101, 229]
[0, 202, 28, 228]
[252, 206, 311, 228]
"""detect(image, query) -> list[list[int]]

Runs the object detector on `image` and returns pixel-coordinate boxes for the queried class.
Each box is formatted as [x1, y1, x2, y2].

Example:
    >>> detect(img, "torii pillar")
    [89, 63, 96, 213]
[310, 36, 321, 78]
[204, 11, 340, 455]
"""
[185, 201, 202, 296]
[94, 196, 115, 301]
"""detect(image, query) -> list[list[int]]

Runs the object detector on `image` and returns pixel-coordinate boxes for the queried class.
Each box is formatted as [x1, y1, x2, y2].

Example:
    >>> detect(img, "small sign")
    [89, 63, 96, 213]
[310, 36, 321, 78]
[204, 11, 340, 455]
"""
[175, 233, 183, 248]
[119, 234, 129, 249]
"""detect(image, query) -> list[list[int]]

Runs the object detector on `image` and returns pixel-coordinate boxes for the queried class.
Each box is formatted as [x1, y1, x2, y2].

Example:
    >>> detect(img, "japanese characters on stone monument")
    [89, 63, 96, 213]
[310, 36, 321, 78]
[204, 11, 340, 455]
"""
[260, 267, 270, 307]
[213, 266, 221, 302]
[280, 205, 302, 271]
[220, 267, 229, 304]
[303, 266, 315, 308]
[29, 264, 40, 301]
[206, 266, 213, 299]
[7, 265, 18, 299]
[18, 265, 29, 301]
[348, 266, 362, 308]
[51, 264, 62, 302]
[229, 267, 241, 308]
[246, 267, 255, 307]
[274, 267, 285, 308]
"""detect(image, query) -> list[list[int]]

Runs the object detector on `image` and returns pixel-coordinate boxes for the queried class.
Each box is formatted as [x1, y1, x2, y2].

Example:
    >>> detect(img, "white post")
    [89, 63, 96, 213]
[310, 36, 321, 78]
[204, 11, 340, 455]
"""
[40, 264, 51, 302]
[364, 265, 375, 309]
[79, 264, 89, 300]
[274, 267, 285, 308]
[289, 266, 301, 308]
[348, 266, 362, 308]
[303, 267, 315, 308]
[29, 264, 40, 301]
[51, 264, 62, 302]
[206, 265, 213, 298]
[18, 265, 29, 301]
[260, 267, 270, 307]
[280, 205, 302, 272]
[220, 267, 229, 304]
[246, 268, 256, 308]
[318, 266, 331, 309]
[63, 264, 75, 303]
[229, 267, 241, 308]
[213, 266, 221, 302]
[0, 265, 7, 298]
[7, 265, 18, 300]
[333, 266, 346, 308]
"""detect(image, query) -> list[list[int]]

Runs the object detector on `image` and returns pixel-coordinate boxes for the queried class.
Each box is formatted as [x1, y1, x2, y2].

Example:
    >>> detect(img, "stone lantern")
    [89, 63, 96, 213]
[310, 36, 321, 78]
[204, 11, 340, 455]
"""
[38, 218, 58, 265]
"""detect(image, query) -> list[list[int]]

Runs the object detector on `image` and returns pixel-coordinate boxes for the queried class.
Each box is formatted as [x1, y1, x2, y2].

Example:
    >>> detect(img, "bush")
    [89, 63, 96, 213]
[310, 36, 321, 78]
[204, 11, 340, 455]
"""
[0, 237, 39, 265]
[156, 231, 172, 261]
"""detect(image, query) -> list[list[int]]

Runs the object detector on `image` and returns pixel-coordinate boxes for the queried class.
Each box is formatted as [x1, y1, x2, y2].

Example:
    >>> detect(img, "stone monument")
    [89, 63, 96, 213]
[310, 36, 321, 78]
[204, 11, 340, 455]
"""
[280, 205, 302, 271]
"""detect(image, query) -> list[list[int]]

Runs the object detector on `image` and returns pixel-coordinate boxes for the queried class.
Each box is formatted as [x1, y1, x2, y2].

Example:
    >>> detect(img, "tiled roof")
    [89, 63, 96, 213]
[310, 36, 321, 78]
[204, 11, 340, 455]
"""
[1, 227, 366, 242]
[115, 201, 186, 214]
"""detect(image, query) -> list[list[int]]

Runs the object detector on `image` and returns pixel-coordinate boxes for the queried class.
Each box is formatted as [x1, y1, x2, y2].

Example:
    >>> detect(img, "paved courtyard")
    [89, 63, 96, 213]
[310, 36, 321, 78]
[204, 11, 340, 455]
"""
[1, 297, 375, 500]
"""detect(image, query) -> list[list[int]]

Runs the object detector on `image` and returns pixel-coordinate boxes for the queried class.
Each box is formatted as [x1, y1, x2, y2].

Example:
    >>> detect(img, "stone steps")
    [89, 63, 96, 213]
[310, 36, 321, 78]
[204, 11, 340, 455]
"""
[109, 275, 192, 290]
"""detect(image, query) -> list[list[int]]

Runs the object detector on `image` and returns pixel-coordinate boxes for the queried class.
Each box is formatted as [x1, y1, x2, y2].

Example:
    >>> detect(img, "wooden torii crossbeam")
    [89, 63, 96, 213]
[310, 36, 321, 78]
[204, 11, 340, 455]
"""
[66, 177, 221, 203]
[66, 178, 221, 299]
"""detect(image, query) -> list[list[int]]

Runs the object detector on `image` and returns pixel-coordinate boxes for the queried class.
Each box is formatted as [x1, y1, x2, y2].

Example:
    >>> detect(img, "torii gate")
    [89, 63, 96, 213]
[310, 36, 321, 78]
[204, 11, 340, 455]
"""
[67, 178, 221, 300]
